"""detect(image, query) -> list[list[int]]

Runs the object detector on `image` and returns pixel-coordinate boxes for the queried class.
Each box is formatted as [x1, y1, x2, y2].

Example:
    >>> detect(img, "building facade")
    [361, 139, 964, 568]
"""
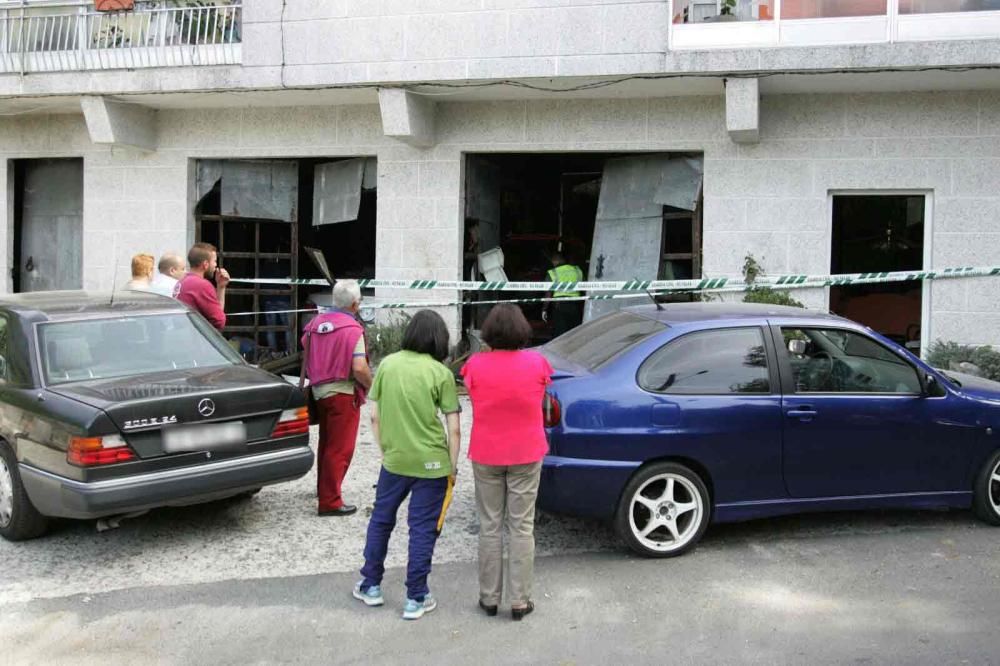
[1, 0, 1000, 356]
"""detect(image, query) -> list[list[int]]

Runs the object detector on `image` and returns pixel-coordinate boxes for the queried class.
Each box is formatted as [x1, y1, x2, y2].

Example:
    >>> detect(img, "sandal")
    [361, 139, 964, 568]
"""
[511, 600, 534, 621]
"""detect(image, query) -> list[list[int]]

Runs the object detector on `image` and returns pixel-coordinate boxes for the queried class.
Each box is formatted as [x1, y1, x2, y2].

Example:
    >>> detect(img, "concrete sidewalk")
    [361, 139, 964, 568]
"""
[3, 511, 998, 665]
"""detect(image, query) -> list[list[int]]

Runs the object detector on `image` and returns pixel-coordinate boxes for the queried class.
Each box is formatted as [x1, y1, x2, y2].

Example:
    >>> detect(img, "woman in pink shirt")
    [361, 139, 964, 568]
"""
[461, 304, 553, 621]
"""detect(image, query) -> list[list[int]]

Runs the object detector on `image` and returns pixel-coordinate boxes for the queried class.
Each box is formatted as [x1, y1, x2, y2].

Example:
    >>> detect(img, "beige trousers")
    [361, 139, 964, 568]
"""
[472, 461, 543, 606]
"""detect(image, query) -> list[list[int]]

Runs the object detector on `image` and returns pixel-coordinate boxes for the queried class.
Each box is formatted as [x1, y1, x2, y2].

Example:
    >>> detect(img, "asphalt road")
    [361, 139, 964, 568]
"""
[2, 399, 999, 664]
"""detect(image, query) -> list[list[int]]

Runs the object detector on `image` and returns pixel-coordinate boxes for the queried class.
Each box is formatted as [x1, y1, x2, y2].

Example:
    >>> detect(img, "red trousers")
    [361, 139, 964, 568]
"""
[316, 393, 360, 511]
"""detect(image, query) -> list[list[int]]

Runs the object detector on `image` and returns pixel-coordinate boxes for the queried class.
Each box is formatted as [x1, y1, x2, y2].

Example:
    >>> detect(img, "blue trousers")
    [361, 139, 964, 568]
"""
[360, 467, 449, 602]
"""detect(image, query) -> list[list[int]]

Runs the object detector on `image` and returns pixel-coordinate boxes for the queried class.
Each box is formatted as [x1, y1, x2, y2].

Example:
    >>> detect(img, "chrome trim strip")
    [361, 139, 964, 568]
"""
[20, 446, 311, 490]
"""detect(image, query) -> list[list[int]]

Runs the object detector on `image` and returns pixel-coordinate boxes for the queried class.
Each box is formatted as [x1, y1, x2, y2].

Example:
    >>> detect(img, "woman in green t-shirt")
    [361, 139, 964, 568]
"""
[352, 310, 462, 621]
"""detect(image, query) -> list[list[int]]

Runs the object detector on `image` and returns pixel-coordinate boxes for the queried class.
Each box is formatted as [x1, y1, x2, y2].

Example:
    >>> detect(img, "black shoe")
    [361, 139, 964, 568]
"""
[318, 505, 357, 517]
[479, 600, 498, 617]
[511, 601, 534, 621]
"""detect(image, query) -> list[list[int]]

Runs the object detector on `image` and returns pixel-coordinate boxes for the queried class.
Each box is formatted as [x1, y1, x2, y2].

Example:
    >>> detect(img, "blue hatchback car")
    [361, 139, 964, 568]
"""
[537, 303, 1000, 557]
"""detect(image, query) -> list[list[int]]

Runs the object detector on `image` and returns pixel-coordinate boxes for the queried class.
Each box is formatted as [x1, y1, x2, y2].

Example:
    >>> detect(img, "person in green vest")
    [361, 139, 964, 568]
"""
[543, 251, 584, 338]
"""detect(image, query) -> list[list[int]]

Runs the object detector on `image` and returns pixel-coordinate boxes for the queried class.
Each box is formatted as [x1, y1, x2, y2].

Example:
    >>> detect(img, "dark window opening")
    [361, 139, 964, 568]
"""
[194, 157, 376, 366]
[830, 195, 924, 354]
[463, 153, 703, 346]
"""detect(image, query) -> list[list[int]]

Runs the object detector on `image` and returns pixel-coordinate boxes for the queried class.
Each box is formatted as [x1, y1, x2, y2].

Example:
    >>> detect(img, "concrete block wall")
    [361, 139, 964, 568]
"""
[241, 0, 669, 83]
[2, 91, 999, 347]
[704, 90, 1000, 347]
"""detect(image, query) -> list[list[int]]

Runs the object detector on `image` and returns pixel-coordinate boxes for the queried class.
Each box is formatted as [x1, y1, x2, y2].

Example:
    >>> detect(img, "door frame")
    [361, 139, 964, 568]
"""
[825, 189, 933, 358]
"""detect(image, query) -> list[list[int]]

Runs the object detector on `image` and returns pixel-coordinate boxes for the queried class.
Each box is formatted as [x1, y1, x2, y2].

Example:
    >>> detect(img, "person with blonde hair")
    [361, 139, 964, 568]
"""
[125, 253, 155, 292]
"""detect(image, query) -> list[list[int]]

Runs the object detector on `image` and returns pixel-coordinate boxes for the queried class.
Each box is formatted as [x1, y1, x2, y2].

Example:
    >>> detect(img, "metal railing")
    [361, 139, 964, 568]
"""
[0, 0, 241, 73]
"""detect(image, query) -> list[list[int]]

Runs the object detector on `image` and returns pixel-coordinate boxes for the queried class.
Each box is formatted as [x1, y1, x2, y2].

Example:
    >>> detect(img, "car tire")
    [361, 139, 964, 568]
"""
[972, 449, 1000, 526]
[614, 462, 710, 558]
[0, 441, 49, 541]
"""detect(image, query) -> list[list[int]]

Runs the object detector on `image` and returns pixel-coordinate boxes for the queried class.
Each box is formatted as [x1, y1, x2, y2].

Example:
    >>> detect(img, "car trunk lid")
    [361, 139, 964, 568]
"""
[48, 365, 293, 458]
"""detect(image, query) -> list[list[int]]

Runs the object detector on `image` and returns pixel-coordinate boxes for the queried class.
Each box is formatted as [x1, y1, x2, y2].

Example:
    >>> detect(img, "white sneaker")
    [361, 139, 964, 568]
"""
[402, 594, 437, 620]
[353, 581, 385, 607]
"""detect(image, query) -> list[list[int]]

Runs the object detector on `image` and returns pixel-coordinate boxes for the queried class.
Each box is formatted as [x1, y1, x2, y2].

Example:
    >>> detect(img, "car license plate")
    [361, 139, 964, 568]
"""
[163, 422, 247, 454]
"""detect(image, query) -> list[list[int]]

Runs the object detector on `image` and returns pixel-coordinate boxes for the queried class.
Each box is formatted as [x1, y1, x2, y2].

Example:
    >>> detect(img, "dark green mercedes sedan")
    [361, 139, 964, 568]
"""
[0, 291, 314, 541]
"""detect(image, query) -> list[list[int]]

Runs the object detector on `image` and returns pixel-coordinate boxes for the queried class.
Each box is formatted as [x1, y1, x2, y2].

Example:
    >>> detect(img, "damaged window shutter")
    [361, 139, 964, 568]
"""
[313, 158, 367, 226]
[465, 156, 502, 253]
[586, 155, 703, 322]
[653, 157, 703, 212]
[220, 160, 298, 222]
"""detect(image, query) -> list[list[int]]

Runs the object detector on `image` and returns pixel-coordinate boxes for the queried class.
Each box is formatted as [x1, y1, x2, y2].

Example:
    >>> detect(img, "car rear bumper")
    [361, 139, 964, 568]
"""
[537, 455, 639, 520]
[19, 445, 315, 520]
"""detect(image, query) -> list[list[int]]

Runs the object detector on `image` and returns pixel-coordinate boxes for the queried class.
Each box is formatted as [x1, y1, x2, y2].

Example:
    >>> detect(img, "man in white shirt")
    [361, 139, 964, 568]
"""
[149, 252, 186, 298]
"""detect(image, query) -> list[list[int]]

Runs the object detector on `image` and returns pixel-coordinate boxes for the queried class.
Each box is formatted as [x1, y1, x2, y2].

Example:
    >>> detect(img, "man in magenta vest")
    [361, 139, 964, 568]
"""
[302, 280, 373, 516]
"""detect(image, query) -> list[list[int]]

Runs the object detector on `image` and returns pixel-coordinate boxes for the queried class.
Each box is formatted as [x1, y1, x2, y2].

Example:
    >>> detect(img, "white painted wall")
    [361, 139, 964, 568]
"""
[1, 91, 999, 347]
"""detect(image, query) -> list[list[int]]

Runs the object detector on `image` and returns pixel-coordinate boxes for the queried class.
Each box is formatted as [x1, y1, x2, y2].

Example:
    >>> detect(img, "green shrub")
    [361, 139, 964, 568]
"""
[925, 341, 1000, 381]
[366, 312, 411, 365]
[741, 254, 805, 309]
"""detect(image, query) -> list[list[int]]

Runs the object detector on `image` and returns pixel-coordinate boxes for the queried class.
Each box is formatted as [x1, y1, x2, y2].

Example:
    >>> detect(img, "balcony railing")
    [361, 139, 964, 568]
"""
[671, 0, 1000, 48]
[0, 0, 241, 73]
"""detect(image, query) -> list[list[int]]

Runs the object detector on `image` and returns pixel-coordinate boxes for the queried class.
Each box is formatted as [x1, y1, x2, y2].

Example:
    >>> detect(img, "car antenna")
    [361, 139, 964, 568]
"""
[109, 249, 120, 307]
[645, 290, 664, 311]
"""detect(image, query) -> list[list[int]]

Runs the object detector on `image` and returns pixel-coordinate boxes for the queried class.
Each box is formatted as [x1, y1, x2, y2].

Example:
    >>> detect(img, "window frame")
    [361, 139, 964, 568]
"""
[635, 324, 780, 397]
[769, 323, 925, 397]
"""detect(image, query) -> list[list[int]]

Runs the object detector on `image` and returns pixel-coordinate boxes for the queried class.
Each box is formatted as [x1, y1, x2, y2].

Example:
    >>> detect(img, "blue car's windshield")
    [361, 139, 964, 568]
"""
[545, 311, 666, 370]
[39, 313, 242, 385]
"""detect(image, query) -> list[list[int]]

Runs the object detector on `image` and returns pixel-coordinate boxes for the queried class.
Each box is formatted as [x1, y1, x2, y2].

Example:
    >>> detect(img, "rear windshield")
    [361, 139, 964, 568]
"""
[544, 311, 666, 370]
[39, 313, 243, 385]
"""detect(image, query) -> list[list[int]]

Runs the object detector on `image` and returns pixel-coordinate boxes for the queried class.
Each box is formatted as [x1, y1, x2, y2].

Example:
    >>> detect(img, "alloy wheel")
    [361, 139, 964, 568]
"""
[628, 473, 704, 554]
[0, 456, 14, 528]
[990, 459, 1000, 516]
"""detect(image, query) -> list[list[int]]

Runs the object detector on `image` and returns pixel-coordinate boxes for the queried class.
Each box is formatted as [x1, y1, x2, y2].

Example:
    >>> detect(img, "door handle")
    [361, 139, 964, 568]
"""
[787, 407, 817, 422]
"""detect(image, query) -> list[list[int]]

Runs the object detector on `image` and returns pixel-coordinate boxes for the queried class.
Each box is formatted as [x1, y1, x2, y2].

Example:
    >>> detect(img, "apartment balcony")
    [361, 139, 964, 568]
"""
[671, 0, 1000, 48]
[0, 0, 241, 74]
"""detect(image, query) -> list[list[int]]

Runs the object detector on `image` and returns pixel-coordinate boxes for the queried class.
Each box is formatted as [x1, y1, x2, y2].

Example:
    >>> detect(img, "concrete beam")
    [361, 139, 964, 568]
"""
[80, 96, 157, 152]
[725, 78, 760, 144]
[377, 88, 436, 148]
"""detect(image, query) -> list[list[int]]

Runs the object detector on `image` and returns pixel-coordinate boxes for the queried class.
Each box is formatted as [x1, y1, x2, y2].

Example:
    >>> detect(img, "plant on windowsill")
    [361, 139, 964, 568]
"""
[705, 0, 739, 22]
[741, 254, 805, 308]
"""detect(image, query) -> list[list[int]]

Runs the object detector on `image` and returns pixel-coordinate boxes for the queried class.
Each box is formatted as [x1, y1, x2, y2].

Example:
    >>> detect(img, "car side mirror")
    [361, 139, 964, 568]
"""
[923, 373, 945, 398]
[788, 339, 807, 355]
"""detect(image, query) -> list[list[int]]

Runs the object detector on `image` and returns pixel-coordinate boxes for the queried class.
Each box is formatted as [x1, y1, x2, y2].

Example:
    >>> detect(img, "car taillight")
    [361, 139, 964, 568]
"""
[543, 393, 561, 428]
[271, 407, 310, 438]
[68, 434, 135, 466]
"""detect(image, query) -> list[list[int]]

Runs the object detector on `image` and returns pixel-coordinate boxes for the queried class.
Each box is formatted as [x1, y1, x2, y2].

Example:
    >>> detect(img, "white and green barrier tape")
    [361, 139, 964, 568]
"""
[228, 290, 687, 317]
[231, 265, 1000, 294]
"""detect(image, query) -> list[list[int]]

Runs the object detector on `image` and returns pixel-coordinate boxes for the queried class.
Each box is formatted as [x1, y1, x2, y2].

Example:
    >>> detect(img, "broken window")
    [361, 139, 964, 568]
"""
[195, 157, 377, 366]
[462, 153, 703, 342]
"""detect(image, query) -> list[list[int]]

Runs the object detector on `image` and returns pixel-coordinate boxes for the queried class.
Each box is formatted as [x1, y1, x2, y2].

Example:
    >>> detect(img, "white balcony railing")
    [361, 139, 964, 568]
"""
[0, 0, 241, 73]
[671, 0, 1000, 49]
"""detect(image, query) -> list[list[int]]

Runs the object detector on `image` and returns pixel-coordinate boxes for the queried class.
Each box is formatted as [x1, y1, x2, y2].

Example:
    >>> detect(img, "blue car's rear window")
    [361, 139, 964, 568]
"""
[545, 311, 666, 370]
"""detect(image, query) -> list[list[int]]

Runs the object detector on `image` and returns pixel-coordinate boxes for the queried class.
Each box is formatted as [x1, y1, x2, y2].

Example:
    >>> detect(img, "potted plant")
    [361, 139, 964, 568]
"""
[706, 0, 740, 22]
